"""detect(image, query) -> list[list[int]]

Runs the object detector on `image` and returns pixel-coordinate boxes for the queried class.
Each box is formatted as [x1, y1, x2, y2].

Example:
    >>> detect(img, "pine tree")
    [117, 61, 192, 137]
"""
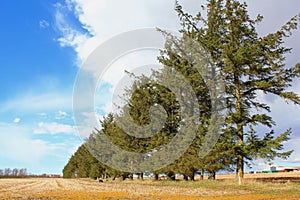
[63, 145, 107, 178]
[171, 0, 300, 184]
[63, 155, 76, 178]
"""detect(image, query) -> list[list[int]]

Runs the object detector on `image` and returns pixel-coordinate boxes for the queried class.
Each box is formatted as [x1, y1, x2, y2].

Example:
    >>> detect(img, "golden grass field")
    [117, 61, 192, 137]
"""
[1, 172, 300, 200]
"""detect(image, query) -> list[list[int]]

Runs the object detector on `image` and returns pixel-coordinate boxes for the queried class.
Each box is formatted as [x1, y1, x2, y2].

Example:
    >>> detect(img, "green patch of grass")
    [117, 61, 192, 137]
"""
[123, 179, 300, 195]
[81, 177, 300, 197]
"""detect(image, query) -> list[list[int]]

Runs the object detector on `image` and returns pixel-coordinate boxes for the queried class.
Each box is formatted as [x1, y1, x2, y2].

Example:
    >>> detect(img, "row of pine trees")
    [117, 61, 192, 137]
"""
[63, 0, 300, 184]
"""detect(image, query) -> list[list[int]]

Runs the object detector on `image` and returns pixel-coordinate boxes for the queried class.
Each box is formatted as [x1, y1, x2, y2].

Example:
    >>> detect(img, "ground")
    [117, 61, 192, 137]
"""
[1, 172, 300, 199]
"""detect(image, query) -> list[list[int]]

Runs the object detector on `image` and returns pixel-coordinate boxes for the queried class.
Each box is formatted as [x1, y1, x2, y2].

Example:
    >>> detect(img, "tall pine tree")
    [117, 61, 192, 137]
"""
[166, 0, 300, 184]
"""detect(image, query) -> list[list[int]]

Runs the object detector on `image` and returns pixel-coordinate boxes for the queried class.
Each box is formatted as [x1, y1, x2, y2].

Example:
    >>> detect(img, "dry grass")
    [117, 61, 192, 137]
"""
[216, 171, 300, 180]
[0, 173, 300, 200]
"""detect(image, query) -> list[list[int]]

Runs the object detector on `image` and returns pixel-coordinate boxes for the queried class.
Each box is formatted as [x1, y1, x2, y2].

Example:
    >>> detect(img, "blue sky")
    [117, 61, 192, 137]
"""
[1, 0, 300, 174]
[0, 0, 83, 174]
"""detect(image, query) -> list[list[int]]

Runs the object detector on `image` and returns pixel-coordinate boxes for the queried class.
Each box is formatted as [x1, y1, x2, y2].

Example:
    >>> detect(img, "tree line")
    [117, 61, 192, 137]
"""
[63, 0, 300, 184]
[0, 168, 28, 178]
[0, 168, 61, 178]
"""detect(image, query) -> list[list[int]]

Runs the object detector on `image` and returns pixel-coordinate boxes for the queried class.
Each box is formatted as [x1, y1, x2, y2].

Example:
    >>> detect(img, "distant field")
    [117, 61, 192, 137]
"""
[1, 172, 300, 200]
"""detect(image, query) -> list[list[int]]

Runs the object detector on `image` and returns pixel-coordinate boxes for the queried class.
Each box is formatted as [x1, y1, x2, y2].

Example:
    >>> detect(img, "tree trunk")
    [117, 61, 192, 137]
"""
[236, 117, 244, 185]
[235, 75, 244, 185]
[200, 169, 204, 180]
[121, 174, 127, 181]
[237, 155, 244, 185]
[129, 173, 133, 180]
[167, 172, 176, 181]
[190, 173, 195, 181]
[208, 172, 216, 180]
[183, 174, 188, 181]
[154, 173, 159, 181]
[138, 173, 144, 180]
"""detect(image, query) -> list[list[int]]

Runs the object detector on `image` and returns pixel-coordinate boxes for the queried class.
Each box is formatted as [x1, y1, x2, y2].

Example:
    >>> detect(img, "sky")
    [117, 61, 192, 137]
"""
[0, 0, 300, 175]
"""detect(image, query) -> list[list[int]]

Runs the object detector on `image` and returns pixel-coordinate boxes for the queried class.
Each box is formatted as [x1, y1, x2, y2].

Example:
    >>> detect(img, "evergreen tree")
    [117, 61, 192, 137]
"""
[63, 155, 76, 178]
[170, 0, 300, 184]
[63, 145, 106, 178]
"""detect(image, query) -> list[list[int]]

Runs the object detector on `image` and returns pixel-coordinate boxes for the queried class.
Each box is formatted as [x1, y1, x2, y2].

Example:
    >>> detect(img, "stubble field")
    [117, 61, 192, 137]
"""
[1, 172, 300, 200]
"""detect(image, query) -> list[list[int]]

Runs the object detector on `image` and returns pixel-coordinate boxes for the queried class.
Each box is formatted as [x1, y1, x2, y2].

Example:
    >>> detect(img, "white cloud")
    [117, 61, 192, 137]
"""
[247, 159, 270, 172]
[282, 137, 300, 164]
[73, 111, 103, 139]
[37, 112, 47, 117]
[55, 110, 69, 119]
[33, 122, 75, 135]
[255, 89, 300, 133]
[54, 1, 90, 63]
[39, 20, 50, 28]
[0, 92, 72, 113]
[67, 143, 82, 155]
[54, 0, 187, 65]
[13, 118, 21, 123]
[245, 0, 300, 69]
[0, 123, 63, 164]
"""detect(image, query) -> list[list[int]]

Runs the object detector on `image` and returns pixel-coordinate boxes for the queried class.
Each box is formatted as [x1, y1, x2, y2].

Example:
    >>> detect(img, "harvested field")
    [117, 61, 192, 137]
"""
[0, 173, 300, 200]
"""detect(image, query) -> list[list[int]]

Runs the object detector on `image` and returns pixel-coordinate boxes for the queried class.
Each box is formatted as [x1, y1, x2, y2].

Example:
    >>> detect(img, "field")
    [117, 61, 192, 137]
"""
[1, 172, 300, 200]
